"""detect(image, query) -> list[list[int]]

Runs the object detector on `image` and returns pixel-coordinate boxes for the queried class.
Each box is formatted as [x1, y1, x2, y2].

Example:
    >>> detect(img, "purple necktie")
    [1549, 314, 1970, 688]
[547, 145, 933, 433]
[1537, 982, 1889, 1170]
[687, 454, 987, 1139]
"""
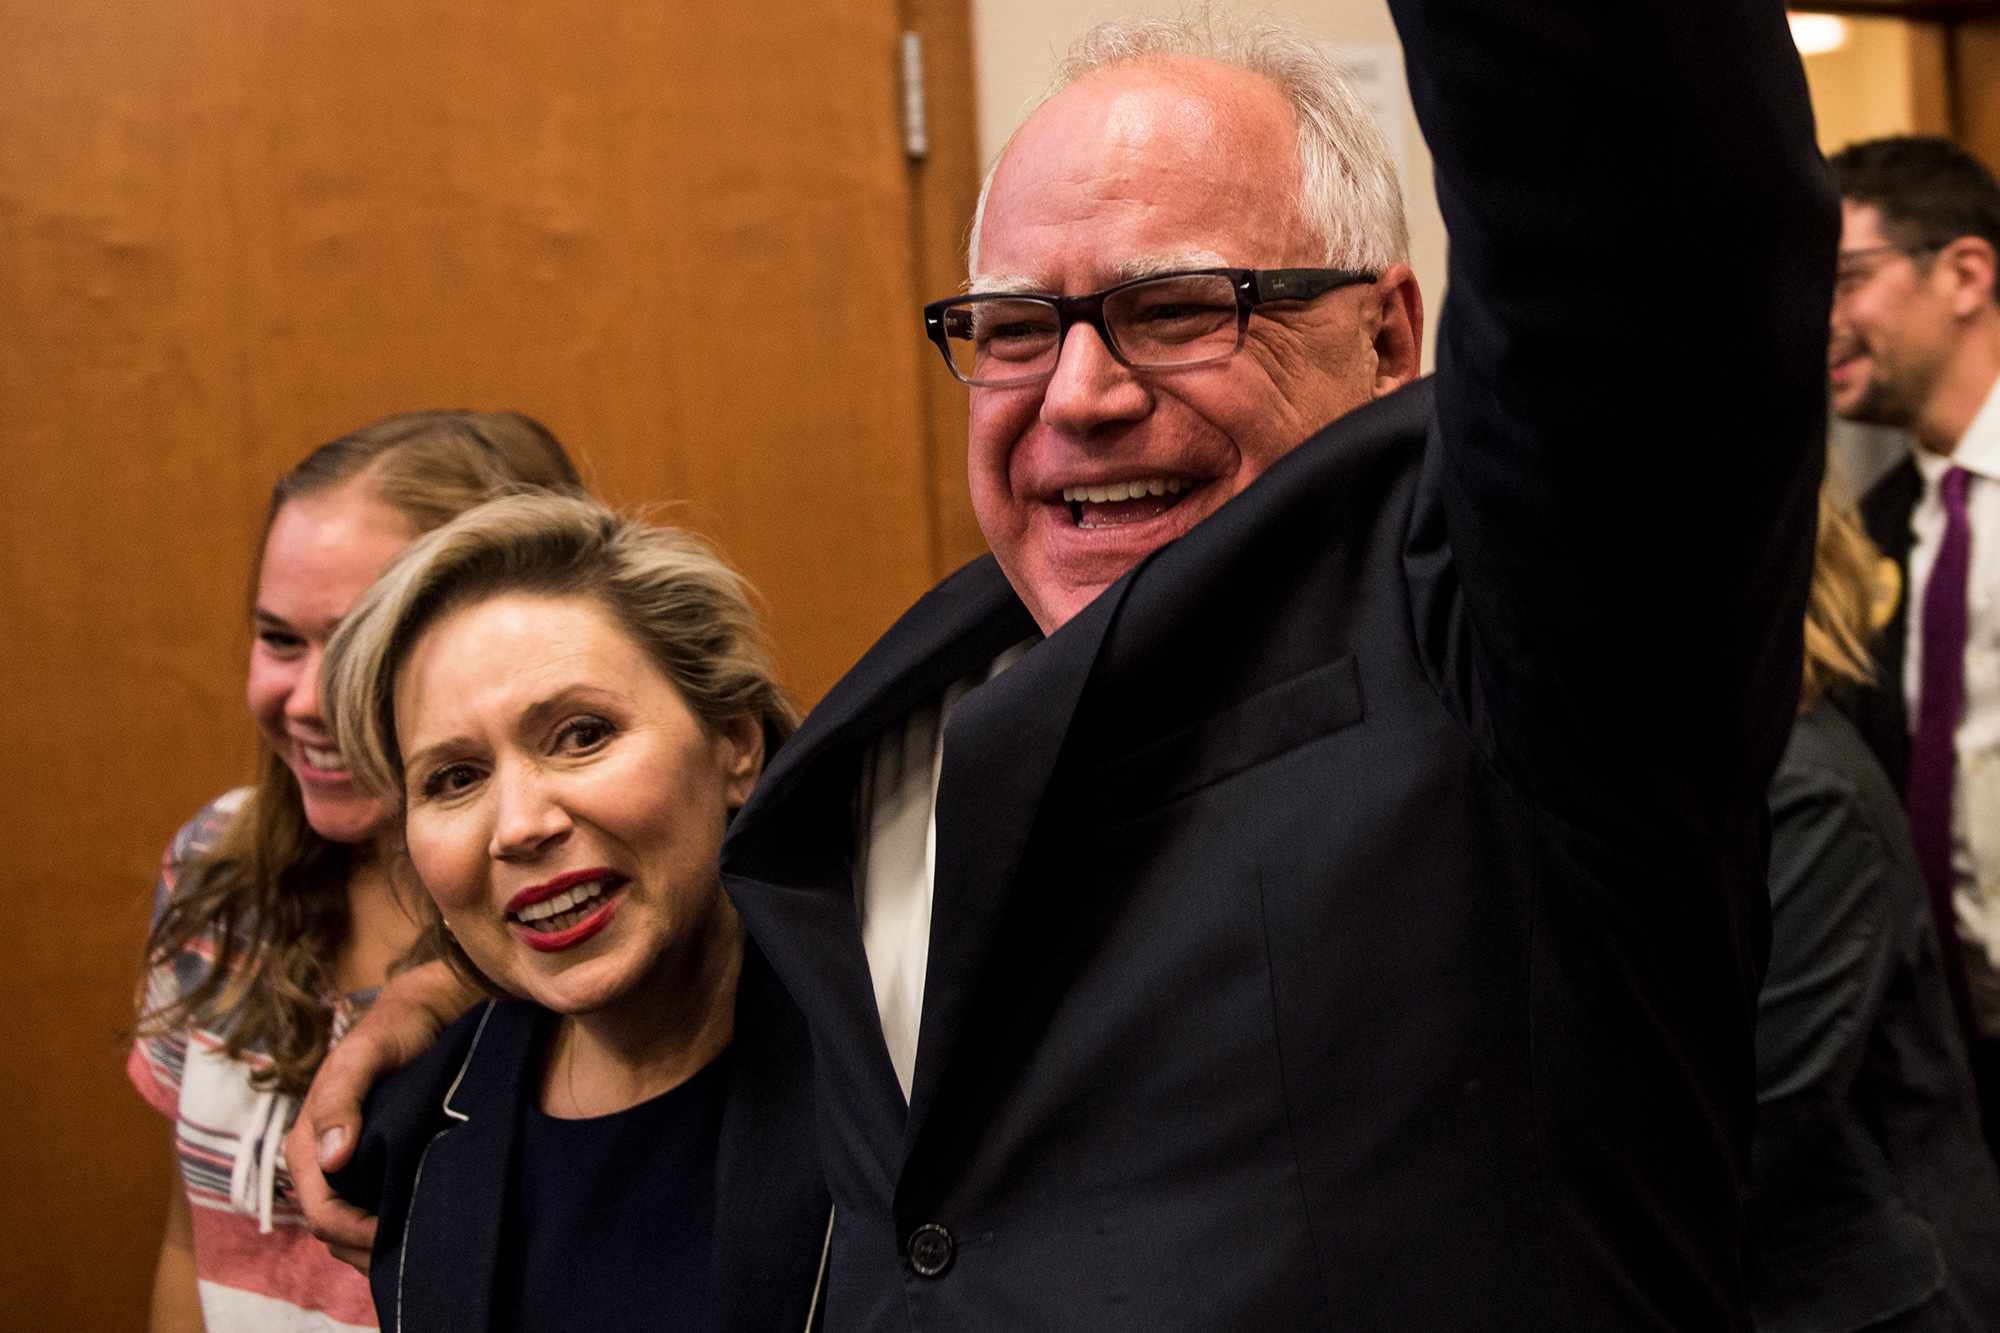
[1909, 465, 1974, 1028]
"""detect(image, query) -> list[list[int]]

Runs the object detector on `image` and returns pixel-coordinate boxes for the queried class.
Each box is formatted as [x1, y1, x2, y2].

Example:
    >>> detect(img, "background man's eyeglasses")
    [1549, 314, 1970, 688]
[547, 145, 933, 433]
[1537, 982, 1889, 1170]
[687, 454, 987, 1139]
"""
[1833, 242, 1941, 300]
[922, 267, 1377, 388]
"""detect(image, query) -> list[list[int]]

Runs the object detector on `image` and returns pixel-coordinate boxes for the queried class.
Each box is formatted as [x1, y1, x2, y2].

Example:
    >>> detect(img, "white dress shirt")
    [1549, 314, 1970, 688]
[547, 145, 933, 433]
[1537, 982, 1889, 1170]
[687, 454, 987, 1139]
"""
[853, 640, 1034, 1101]
[1905, 377, 2000, 1034]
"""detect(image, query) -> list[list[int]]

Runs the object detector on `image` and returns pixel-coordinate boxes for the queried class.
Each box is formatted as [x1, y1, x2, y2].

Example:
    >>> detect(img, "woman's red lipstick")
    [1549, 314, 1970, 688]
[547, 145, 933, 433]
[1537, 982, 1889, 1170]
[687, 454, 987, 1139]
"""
[506, 868, 624, 953]
[506, 867, 615, 915]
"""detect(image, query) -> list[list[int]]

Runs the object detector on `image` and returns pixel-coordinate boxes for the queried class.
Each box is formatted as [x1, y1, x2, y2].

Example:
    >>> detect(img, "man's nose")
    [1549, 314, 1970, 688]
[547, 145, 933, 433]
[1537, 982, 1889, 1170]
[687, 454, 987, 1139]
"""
[490, 766, 572, 862]
[1038, 322, 1151, 436]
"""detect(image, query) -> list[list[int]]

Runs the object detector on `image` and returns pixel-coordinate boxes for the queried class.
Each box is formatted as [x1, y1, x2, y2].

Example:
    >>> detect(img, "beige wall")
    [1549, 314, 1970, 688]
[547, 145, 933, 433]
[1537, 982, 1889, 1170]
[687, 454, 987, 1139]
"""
[970, 0, 1446, 369]
[1800, 15, 1948, 157]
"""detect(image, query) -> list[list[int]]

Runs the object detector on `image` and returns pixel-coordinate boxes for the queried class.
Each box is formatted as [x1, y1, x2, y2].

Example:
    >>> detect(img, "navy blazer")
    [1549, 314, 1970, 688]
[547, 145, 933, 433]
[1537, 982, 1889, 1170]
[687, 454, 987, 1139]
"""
[332, 945, 829, 1332]
[722, 0, 1835, 1328]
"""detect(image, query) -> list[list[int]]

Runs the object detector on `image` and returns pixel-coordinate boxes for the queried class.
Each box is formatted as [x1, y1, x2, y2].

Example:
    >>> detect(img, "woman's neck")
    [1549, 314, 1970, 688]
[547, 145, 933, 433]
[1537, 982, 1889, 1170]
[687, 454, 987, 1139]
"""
[539, 900, 744, 1119]
[332, 836, 422, 993]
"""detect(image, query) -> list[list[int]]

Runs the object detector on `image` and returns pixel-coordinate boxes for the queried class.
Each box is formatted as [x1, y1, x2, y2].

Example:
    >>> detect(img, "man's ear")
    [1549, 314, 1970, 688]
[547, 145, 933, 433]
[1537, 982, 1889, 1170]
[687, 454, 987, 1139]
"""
[1371, 263, 1423, 397]
[1936, 235, 1998, 319]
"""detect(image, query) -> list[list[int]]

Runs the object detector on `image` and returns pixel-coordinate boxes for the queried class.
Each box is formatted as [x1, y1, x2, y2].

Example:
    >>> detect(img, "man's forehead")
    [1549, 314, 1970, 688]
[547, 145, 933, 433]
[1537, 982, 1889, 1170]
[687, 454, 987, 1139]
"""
[1838, 199, 1889, 249]
[970, 60, 1308, 294]
[970, 249, 1230, 296]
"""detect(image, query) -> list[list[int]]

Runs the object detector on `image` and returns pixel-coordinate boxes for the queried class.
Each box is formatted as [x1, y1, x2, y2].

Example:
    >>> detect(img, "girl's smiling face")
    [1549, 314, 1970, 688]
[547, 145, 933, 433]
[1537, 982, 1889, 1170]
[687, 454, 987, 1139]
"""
[247, 482, 416, 844]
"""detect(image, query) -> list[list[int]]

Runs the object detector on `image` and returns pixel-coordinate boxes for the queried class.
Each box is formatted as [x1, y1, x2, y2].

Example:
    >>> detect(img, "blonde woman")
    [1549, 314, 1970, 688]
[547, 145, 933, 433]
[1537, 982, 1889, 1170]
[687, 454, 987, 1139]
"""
[131, 412, 580, 1332]
[318, 493, 825, 1332]
[1747, 488, 2000, 1330]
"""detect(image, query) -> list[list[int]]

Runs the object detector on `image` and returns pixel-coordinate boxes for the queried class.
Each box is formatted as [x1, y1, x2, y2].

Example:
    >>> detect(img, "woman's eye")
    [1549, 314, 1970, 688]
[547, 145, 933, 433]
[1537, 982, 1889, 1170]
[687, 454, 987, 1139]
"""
[257, 629, 305, 657]
[419, 763, 483, 800]
[556, 716, 616, 753]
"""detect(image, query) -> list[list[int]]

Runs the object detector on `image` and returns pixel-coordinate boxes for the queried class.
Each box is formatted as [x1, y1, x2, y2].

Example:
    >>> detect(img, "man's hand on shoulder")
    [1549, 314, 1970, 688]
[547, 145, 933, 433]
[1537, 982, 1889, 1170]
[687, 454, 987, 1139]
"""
[287, 959, 478, 1272]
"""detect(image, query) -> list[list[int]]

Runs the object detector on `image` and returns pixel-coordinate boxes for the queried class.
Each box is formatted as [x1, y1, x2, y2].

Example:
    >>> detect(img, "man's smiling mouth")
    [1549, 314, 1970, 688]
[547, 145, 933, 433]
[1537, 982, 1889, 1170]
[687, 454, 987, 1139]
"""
[1061, 476, 1193, 527]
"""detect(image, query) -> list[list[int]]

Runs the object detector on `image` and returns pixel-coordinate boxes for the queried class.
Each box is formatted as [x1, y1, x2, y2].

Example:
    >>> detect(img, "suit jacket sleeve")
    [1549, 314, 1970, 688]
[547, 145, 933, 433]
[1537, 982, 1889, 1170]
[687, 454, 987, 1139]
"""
[1389, 0, 1837, 831]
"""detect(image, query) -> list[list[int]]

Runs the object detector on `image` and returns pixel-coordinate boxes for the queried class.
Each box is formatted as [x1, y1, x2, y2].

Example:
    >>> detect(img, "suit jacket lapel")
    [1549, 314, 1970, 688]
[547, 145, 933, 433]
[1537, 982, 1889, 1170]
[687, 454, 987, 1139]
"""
[396, 1001, 541, 1333]
[724, 556, 1038, 1163]
[714, 943, 832, 1331]
[903, 572, 1128, 1149]
[1852, 456, 1921, 789]
[1861, 454, 1920, 688]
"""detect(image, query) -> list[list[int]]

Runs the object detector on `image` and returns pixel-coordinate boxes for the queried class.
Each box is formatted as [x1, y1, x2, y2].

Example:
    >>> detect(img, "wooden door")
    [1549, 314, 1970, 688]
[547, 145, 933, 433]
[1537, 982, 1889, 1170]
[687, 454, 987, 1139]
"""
[0, 1, 979, 1325]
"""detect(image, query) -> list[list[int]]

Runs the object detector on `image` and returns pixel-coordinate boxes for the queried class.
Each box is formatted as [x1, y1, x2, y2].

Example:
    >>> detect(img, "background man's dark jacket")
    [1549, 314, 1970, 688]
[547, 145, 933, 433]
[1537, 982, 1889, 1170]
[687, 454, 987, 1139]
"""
[1750, 704, 2000, 1332]
[1845, 456, 1922, 790]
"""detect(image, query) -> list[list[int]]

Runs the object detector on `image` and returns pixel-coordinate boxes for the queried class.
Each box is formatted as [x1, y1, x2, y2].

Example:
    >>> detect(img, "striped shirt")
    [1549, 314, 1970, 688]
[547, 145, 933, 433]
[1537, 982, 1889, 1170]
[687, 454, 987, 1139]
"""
[128, 789, 380, 1331]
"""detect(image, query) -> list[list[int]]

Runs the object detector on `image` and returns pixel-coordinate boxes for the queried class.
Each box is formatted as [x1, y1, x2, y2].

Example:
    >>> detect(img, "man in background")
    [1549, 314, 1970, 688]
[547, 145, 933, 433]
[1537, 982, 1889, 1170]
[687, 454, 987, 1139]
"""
[1829, 137, 2000, 1144]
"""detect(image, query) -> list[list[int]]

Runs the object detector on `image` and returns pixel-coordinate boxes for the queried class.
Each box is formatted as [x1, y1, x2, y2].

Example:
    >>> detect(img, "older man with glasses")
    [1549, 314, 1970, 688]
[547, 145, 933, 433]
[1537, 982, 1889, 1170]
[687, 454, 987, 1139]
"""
[727, 0, 1829, 1321]
[297, 1, 1835, 1327]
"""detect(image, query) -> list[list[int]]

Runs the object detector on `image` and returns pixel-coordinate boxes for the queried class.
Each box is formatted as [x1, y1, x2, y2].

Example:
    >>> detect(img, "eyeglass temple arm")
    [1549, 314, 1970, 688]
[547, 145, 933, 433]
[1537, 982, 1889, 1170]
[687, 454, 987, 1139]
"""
[1251, 268, 1378, 302]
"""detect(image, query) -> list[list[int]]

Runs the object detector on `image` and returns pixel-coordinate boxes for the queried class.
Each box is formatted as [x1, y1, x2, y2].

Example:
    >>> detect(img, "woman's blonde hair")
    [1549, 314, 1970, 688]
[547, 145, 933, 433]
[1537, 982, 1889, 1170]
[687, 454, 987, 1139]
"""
[1800, 484, 1882, 713]
[137, 411, 582, 1094]
[321, 491, 796, 987]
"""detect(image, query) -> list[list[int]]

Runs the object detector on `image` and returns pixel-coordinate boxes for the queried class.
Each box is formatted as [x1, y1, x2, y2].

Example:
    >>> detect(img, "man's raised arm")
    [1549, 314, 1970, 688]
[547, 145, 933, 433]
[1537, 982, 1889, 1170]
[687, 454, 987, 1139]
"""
[1393, 0, 1836, 822]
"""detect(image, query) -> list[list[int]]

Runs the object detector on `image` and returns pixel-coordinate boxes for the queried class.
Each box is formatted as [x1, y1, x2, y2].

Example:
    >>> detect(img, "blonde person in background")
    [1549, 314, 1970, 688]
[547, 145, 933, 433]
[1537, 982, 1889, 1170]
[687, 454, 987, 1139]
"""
[1749, 486, 2000, 1330]
[129, 412, 580, 1332]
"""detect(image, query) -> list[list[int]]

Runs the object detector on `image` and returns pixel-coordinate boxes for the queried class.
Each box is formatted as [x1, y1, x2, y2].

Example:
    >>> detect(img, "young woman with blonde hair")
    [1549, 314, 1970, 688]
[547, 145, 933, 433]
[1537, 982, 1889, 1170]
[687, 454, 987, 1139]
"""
[130, 411, 580, 1332]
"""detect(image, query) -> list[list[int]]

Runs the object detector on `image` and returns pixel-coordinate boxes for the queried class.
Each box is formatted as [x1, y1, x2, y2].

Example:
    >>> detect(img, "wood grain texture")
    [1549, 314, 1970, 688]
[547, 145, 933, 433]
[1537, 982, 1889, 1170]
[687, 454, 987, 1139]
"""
[1955, 19, 2000, 172]
[1906, 21, 1953, 134]
[0, 1, 972, 1325]
[905, 0, 990, 578]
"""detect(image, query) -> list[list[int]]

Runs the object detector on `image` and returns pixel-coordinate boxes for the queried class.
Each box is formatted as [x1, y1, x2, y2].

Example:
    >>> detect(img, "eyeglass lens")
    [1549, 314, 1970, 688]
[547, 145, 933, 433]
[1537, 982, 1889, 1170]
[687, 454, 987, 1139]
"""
[940, 272, 1242, 385]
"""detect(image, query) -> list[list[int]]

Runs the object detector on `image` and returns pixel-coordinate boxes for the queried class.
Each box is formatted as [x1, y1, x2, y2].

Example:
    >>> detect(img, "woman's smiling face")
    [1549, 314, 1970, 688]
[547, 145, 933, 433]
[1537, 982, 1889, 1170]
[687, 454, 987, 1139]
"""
[394, 591, 763, 1015]
[247, 481, 417, 844]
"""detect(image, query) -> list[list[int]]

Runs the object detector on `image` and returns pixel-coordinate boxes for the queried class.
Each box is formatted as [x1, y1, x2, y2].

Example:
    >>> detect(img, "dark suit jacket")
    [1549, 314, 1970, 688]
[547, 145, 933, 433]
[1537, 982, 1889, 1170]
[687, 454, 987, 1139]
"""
[1750, 704, 2000, 1332]
[330, 946, 829, 1333]
[1843, 456, 1922, 792]
[723, 1, 1835, 1328]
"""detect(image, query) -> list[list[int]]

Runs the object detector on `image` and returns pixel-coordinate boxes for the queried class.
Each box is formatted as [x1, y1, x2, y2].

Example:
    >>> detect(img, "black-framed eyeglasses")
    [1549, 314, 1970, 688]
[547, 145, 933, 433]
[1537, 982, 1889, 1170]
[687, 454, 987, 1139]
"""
[1834, 242, 1939, 300]
[922, 266, 1377, 388]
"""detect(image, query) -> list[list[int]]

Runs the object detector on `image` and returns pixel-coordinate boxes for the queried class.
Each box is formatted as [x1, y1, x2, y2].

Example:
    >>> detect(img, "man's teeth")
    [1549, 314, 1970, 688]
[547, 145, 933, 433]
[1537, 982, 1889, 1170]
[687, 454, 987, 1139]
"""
[516, 880, 609, 925]
[1061, 477, 1188, 504]
[303, 746, 347, 771]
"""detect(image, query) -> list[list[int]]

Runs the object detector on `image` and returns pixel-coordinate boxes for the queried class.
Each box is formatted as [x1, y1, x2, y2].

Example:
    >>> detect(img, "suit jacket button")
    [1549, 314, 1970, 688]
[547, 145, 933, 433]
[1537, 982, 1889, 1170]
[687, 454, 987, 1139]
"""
[906, 1223, 955, 1277]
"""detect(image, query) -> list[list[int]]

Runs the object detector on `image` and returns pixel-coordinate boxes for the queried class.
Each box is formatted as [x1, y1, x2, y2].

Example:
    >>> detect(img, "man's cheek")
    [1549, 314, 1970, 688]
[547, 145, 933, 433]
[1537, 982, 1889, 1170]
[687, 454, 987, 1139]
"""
[969, 423, 1032, 504]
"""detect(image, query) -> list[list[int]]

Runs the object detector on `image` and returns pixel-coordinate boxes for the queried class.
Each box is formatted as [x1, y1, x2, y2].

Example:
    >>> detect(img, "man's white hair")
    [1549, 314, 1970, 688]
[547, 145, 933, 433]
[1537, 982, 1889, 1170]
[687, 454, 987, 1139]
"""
[968, 9, 1409, 277]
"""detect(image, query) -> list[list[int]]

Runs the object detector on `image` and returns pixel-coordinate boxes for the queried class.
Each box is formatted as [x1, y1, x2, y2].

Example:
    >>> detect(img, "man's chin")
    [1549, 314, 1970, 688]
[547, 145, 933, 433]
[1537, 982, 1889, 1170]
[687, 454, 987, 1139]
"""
[1016, 498, 1215, 632]
[1830, 385, 1905, 429]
